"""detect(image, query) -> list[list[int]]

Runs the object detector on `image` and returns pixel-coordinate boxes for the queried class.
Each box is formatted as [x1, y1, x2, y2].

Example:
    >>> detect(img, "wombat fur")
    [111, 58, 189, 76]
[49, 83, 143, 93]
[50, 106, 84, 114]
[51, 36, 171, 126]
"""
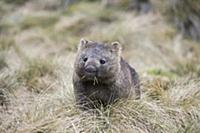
[73, 39, 140, 109]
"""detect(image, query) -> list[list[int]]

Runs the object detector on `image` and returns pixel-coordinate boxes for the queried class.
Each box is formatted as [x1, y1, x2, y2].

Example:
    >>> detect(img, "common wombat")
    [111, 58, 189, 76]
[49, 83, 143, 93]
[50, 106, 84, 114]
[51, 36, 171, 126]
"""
[73, 39, 140, 109]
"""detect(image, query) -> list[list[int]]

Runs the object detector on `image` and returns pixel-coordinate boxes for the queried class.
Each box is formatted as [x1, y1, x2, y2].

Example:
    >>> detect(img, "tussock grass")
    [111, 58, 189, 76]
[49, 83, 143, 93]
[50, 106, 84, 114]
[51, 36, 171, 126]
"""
[173, 61, 200, 77]
[1, 76, 200, 133]
[17, 58, 57, 93]
[0, 54, 8, 70]
[0, 69, 18, 106]
[0, 36, 14, 52]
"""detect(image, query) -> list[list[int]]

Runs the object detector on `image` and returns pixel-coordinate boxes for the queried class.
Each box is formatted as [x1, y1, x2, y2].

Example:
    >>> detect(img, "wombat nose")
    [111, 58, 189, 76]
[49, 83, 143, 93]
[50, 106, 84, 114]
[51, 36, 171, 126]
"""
[85, 66, 97, 73]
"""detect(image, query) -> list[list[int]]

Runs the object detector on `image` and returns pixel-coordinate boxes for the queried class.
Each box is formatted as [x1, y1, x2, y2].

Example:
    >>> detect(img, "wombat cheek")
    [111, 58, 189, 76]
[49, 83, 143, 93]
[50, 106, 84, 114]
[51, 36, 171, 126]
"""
[109, 66, 118, 74]
[75, 63, 84, 76]
[98, 67, 115, 78]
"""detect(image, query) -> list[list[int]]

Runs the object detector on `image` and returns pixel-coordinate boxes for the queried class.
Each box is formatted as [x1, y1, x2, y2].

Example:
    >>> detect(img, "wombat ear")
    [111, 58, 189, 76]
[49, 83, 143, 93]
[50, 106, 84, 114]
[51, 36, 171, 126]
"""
[78, 38, 89, 50]
[111, 41, 122, 55]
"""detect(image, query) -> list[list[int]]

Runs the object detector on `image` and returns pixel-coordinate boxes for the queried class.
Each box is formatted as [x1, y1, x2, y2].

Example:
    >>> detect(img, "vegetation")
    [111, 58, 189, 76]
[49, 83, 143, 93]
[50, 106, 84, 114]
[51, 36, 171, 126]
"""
[0, 0, 200, 133]
[17, 58, 57, 93]
[151, 0, 200, 41]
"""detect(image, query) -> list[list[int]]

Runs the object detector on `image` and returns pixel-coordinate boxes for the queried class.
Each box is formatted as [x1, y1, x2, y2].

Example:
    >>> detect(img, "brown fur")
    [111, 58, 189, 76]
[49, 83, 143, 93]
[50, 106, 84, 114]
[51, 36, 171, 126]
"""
[73, 39, 140, 109]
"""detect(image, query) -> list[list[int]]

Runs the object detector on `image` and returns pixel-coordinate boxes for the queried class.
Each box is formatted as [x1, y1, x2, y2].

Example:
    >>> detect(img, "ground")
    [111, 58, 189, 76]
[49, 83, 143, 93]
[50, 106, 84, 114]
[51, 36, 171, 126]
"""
[0, 1, 200, 133]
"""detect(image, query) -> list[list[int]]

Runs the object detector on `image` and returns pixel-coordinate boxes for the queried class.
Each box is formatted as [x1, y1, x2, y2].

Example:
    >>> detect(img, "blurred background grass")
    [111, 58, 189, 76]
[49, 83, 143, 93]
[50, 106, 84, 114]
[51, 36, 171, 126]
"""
[0, 0, 200, 133]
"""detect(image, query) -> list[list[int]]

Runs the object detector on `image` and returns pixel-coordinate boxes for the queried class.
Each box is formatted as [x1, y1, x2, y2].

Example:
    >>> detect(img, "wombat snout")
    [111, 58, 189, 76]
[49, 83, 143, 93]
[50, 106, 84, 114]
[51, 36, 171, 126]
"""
[85, 65, 97, 74]
[84, 57, 100, 74]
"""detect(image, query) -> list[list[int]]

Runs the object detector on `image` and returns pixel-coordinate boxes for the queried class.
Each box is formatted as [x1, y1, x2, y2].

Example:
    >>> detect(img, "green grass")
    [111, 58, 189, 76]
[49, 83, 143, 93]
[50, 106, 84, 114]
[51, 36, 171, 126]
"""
[147, 69, 178, 79]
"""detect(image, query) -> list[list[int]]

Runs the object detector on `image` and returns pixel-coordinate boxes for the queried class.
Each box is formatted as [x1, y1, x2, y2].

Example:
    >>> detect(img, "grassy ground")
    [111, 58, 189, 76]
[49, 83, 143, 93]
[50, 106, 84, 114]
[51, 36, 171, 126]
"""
[0, 1, 200, 133]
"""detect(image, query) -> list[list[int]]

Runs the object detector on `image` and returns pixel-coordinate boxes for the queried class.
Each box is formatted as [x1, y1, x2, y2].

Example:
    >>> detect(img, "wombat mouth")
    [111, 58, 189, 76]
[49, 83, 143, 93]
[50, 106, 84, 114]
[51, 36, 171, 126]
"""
[81, 76, 99, 85]
[82, 72, 97, 80]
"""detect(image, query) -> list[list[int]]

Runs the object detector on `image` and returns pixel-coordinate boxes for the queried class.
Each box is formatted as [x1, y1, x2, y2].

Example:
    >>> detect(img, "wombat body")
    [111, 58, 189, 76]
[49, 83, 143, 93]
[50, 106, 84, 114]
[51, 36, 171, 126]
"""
[73, 39, 140, 109]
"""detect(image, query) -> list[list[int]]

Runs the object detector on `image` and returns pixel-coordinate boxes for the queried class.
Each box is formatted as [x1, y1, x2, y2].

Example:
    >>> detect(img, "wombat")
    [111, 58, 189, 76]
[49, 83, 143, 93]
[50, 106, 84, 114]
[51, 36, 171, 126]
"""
[73, 39, 140, 109]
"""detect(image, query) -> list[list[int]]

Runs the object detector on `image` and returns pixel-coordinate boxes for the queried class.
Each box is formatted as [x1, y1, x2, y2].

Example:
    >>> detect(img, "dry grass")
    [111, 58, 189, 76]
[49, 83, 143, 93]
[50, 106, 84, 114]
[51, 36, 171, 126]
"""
[0, 1, 200, 133]
[1, 74, 200, 133]
[17, 58, 57, 93]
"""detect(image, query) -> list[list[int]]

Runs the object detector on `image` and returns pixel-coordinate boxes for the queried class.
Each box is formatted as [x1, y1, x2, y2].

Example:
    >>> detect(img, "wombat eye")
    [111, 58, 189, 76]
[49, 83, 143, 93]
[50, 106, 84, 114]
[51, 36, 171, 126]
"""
[100, 59, 106, 64]
[83, 57, 88, 62]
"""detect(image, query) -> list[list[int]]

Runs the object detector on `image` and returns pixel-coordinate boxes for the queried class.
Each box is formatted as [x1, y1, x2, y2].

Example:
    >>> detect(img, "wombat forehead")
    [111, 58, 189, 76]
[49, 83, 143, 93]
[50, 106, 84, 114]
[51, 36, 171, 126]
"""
[88, 42, 111, 50]
[82, 44, 112, 56]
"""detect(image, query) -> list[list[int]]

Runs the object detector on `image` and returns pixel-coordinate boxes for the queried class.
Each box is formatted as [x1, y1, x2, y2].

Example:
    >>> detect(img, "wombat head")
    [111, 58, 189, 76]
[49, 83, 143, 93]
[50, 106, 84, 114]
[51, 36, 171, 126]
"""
[74, 38, 121, 83]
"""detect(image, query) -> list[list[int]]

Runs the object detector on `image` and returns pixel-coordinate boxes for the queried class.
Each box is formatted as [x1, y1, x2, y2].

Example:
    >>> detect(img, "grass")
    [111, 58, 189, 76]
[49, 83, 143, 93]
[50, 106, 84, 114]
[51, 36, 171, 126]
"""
[17, 58, 57, 93]
[2, 0, 29, 5]
[147, 69, 177, 79]
[0, 1, 200, 133]
[151, 0, 200, 40]
[0, 36, 14, 52]
[1, 76, 200, 132]
[0, 69, 18, 106]
[19, 15, 59, 30]
[0, 54, 8, 70]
